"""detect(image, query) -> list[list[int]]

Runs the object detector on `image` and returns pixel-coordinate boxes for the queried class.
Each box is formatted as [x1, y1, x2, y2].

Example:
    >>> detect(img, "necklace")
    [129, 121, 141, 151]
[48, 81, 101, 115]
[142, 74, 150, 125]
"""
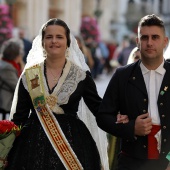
[44, 60, 64, 83]
[49, 68, 60, 82]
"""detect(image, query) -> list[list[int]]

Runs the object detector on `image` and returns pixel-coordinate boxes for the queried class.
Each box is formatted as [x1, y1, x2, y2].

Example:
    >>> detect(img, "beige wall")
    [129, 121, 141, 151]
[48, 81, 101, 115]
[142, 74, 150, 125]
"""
[14, 0, 48, 40]
[82, 0, 96, 16]
[11, 0, 119, 42]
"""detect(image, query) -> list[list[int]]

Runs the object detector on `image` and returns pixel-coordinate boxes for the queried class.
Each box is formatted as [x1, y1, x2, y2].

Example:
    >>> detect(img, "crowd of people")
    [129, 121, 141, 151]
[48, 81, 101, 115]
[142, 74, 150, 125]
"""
[0, 14, 170, 170]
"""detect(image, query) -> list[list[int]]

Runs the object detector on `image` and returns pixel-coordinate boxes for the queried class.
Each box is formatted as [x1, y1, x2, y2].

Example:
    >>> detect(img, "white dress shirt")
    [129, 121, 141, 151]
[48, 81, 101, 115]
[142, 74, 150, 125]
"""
[140, 61, 166, 125]
[140, 61, 166, 152]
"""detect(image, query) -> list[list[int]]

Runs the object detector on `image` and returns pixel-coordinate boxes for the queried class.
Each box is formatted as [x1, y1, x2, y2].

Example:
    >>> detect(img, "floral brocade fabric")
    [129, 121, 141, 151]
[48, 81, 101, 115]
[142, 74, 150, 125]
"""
[6, 113, 101, 170]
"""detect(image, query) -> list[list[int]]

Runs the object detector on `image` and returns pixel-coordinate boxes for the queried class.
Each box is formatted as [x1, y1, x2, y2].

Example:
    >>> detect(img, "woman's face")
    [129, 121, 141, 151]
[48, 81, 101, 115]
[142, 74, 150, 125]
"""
[42, 25, 67, 59]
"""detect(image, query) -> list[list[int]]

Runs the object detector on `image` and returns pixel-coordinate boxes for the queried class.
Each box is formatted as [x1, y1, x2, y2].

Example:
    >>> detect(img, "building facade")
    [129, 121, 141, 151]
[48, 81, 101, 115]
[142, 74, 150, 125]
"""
[0, 0, 169, 43]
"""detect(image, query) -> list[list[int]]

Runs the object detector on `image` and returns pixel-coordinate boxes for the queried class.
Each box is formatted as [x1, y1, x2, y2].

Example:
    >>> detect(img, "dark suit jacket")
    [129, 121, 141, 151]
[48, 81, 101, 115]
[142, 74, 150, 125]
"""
[96, 60, 170, 168]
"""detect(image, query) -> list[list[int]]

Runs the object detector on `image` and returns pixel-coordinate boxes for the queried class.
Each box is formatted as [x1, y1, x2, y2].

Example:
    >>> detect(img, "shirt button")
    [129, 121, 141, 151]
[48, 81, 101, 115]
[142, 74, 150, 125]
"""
[160, 103, 163, 106]
[143, 110, 146, 113]
[162, 114, 165, 118]
[132, 77, 136, 80]
[143, 145, 146, 148]
[144, 99, 147, 102]
[162, 151, 165, 154]
[163, 126, 166, 129]
[164, 139, 167, 142]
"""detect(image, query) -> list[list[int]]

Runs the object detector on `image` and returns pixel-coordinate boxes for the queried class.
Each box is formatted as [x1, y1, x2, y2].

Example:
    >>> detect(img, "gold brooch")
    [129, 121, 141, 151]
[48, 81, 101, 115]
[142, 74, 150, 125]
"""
[46, 95, 58, 110]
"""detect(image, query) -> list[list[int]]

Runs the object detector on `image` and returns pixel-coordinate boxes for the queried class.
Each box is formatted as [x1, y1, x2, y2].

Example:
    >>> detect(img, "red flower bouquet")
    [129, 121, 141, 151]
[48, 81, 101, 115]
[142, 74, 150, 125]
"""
[0, 120, 21, 170]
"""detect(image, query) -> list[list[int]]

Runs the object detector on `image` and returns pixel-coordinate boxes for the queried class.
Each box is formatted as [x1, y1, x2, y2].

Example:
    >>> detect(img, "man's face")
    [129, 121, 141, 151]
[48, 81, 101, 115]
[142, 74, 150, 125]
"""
[136, 26, 168, 62]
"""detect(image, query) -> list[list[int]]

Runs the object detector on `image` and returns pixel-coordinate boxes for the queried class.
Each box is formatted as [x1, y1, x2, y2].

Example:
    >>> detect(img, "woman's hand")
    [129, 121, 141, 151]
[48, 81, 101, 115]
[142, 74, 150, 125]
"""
[116, 113, 129, 124]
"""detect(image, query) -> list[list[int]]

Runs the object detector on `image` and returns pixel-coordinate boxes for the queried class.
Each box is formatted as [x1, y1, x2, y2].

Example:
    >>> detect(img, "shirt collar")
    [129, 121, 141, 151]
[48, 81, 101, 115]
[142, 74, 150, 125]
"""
[140, 60, 165, 75]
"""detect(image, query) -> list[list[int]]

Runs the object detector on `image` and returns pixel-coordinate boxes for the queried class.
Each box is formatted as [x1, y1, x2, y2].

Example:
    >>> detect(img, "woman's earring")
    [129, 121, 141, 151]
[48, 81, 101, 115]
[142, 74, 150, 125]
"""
[65, 48, 69, 58]
[43, 49, 47, 58]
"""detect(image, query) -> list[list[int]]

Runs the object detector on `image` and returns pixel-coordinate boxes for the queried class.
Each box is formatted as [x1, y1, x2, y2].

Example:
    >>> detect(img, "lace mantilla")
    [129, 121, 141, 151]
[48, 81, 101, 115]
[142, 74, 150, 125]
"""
[57, 61, 86, 105]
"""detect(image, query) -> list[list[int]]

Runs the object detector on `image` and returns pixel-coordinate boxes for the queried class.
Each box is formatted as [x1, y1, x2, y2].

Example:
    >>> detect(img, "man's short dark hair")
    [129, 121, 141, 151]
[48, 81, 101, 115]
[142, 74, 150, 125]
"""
[138, 14, 165, 33]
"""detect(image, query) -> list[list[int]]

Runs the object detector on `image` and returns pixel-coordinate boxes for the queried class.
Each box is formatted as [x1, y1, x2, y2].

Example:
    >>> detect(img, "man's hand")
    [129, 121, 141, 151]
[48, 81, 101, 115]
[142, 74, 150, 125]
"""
[135, 113, 152, 136]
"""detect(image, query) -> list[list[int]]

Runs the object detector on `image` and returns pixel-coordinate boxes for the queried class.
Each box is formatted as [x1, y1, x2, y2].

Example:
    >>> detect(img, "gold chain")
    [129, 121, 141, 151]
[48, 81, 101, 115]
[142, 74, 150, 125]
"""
[48, 68, 61, 82]
[45, 59, 65, 83]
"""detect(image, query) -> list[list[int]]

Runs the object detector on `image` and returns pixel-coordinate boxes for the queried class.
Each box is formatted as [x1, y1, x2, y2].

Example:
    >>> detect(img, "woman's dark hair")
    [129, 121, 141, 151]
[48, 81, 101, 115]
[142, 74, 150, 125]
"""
[42, 18, 71, 47]
[1, 39, 20, 60]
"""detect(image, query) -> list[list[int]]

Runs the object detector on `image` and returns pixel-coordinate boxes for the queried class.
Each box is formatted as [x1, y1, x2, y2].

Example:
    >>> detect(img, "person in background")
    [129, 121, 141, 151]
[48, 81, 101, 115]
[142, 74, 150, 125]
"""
[85, 36, 102, 79]
[75, 35, 94, 70]
[127, 47, 141, 64]
[98, 41, 109, 74]
[117, 34, 136, 66]
[6, 18, 109, 170]
[19, 28, 32, 63]
[96, 14, 170, 170]
[106, 41, 117, 74]
[113, 36, 129, 61]
[0, 38, 24, 119]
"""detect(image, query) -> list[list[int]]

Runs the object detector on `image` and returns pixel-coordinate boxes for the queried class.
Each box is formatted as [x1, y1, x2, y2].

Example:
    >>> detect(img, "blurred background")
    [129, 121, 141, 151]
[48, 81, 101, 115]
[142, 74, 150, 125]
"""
[0, 0, 170, 47]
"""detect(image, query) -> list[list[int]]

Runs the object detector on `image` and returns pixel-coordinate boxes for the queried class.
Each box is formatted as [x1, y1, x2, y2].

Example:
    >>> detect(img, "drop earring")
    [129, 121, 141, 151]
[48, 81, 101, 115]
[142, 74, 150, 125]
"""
[43, 49, 47, 58]
[65, 48, 69, 58]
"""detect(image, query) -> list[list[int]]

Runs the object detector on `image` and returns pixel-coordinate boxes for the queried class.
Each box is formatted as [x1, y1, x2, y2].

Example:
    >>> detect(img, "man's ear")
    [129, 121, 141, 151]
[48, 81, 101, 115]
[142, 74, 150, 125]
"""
[164, 37, 169, 49]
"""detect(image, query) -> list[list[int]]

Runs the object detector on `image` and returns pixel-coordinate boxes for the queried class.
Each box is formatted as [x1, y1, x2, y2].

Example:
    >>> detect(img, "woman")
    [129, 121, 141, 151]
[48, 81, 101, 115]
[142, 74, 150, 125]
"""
[0, 38, 24, 117]
[6, 19, 109, 170]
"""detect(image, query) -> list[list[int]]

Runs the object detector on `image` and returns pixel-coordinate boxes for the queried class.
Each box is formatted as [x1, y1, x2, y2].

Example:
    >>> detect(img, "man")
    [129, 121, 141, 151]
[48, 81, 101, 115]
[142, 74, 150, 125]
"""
[117, 35, 136, 66]
[96, 14, 170, 170]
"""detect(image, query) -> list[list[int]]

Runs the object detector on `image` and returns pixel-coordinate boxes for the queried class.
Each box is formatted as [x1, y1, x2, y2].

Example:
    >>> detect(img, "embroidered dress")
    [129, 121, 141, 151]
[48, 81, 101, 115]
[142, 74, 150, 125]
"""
[6, 60, 102, 170]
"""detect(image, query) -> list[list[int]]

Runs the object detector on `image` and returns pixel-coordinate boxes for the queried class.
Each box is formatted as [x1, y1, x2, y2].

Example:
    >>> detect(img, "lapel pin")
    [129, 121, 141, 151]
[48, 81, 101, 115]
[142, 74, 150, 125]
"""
[164, 86, 168, 91]
[160, 91, 165, 95]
